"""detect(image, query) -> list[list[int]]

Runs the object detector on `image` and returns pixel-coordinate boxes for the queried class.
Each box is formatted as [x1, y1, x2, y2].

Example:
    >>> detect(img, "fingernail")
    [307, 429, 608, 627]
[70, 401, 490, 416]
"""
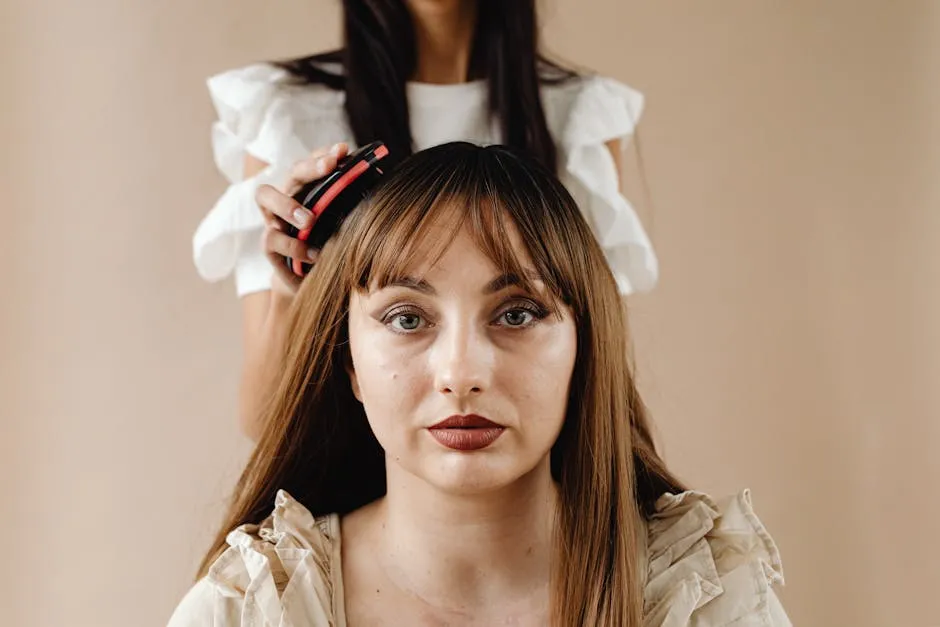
[330, 143, 343, 156]
[293, 207, 311, 225]
[316, 157, 328, 175]
[307, 248, 319, 261]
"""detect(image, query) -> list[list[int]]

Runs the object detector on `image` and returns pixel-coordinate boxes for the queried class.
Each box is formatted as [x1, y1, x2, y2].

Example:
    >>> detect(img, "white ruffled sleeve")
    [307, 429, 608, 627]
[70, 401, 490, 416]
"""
[557, 76, 658, 295]
[642, 489, 791, 626]
[192, 63, 339, 296]
[165, 491, 340, 626]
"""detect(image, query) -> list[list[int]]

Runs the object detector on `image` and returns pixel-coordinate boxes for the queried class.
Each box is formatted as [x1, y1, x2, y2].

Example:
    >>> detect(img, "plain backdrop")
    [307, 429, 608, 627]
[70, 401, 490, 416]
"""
[2, 1, 938, 625]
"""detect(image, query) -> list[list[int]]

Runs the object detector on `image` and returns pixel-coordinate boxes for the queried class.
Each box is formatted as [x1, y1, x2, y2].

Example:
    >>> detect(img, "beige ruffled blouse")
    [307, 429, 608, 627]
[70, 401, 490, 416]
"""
[167, 490, 791, 626]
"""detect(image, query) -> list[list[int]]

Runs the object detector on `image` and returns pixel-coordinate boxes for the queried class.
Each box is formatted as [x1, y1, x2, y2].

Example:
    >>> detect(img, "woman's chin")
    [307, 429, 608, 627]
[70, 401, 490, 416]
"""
[417, 453, 544, 496]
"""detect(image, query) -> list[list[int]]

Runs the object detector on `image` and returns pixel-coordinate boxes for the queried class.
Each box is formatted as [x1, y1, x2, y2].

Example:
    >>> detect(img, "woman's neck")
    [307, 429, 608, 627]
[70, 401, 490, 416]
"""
[406, 0, 478, 84]
[368, 457, 558, 611]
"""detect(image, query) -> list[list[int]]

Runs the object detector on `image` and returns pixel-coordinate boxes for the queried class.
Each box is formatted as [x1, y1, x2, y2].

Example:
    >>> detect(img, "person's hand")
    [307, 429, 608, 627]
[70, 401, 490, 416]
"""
[256, 142, 350, 294]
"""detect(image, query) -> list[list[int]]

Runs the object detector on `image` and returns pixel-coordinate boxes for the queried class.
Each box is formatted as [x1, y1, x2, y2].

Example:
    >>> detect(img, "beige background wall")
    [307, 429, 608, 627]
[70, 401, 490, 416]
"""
[2, 1, 937, 625]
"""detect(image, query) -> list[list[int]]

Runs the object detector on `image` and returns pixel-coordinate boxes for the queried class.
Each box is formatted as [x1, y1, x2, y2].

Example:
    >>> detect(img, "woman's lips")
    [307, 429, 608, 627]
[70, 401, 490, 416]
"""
[428, 414, 505, 451]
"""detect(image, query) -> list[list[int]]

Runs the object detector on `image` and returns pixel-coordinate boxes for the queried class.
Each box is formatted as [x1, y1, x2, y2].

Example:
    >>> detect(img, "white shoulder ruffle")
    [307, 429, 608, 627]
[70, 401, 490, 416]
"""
[550, 75, 658, 294]
[643, 489, 791, 626]
[193, 63, 348, 295]
[166, 490, 339, 626]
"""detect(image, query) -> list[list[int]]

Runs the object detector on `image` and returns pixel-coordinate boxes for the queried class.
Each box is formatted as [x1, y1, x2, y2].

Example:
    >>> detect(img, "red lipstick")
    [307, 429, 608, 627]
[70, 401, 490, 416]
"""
[428, 415, 505, 451]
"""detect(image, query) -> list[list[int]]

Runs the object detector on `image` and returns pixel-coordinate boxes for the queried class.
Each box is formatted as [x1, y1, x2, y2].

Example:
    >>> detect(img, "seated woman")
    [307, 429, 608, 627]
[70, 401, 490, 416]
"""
[167, 142, 790, 626]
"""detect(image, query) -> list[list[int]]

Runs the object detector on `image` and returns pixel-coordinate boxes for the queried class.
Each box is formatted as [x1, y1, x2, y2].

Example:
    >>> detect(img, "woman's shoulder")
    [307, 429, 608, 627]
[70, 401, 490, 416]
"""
[540, 71, 645, 149]
[205, 61, 349, 173]
[539, 70, 658, 295]
[166, 490, 341, 627]
[643, 489, 792, 626]
[207, 60, 346, 115]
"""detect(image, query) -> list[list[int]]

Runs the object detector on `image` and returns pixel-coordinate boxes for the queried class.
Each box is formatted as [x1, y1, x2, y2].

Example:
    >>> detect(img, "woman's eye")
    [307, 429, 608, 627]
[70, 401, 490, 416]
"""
[495, 301, 549, 328]
[393, 313, 423, 331]
[382, 307, 428, 333]
[501, 309, 534, 327]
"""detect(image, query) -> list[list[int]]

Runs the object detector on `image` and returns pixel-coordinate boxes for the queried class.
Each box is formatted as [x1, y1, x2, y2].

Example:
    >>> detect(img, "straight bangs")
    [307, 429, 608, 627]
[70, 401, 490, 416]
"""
[343, 142, 591, 315]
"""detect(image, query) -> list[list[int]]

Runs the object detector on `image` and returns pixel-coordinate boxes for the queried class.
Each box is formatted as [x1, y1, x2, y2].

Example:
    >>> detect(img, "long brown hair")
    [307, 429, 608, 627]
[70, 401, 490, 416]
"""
[197, 142, 683, 626]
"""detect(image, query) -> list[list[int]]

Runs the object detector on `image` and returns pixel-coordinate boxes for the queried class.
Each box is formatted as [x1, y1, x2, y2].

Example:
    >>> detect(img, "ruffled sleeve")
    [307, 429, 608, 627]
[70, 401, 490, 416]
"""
[642, 490, 791, 626]
[192, 63, 347, 296]
[555, 75, 658, 295]
[166, 490, 341, 627]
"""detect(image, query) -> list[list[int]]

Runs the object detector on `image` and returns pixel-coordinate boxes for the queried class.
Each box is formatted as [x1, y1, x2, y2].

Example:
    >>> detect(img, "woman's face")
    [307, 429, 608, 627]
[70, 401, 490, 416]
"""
[347, 217, 577, 495]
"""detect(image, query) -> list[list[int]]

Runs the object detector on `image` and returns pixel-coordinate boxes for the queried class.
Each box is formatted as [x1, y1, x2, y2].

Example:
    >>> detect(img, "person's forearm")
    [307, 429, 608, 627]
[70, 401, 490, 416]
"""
[238, 290, 294, 440]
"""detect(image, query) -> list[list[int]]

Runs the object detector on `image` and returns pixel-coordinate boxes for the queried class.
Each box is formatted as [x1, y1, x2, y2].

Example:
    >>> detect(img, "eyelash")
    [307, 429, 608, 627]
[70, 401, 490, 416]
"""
[381, 299, 551, 334]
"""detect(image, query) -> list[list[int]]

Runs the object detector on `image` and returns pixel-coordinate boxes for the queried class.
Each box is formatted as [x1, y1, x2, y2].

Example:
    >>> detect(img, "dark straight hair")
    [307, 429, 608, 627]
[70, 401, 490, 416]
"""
[272, 0, 577, 172]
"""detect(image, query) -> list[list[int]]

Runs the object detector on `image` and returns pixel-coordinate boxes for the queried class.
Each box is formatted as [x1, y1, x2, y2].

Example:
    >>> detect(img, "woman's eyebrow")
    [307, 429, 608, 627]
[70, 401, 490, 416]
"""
[385, 269, 542, 295]
[387, 276, 435, 294]
[483, 270, 542, 294]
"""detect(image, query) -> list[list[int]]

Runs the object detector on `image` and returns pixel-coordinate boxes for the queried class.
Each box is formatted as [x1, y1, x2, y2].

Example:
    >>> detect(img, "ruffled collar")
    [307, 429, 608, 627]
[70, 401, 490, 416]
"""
[642, 490, 786, 626]
[204, 489, 785, 626]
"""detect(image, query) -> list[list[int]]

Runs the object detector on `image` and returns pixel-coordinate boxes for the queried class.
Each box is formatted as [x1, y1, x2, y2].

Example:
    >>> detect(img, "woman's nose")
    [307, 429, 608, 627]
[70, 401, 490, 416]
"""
[431, 320, 494, 399]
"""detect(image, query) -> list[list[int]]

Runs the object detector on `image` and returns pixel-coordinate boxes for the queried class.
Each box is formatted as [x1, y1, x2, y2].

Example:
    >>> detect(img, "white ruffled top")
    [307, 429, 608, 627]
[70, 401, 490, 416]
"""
[167, 490, 791, 626]
[192, 63, 659, 296]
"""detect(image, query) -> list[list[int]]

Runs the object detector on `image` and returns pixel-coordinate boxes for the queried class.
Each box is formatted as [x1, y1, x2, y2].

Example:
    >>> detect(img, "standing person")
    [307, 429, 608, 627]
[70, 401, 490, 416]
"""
[194, 0, 659, 438]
